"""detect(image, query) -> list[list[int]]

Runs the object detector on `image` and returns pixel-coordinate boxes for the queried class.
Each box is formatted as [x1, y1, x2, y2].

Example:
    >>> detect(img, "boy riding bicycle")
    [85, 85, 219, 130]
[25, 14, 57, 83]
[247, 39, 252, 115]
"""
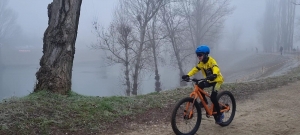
[181, 45, 224, 124]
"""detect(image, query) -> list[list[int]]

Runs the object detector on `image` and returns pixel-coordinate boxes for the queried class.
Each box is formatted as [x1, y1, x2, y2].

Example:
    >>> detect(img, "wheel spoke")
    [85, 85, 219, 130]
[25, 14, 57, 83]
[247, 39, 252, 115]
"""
[217, 91, 236, 126]
[171, 97, 202, 135]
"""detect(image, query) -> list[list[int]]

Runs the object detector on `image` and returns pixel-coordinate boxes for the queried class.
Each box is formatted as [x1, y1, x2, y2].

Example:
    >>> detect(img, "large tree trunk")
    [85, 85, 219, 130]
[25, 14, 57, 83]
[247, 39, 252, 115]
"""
[34, 0, 82, 94]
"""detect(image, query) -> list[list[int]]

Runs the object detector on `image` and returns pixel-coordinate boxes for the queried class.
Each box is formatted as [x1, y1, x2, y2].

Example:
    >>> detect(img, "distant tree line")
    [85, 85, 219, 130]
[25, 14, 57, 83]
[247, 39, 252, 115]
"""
[0, 0, 22, 66]
[260, 0, 296, 52]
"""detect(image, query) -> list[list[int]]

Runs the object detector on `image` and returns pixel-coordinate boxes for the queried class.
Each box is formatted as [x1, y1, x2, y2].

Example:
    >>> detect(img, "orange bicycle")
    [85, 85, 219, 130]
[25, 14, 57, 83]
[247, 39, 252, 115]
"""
[171, 78, 236, 135]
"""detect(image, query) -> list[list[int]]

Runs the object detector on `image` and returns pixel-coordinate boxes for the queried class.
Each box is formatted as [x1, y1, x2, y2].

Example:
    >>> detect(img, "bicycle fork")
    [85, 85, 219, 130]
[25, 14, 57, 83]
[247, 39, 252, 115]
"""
[183, 99, 197, 119]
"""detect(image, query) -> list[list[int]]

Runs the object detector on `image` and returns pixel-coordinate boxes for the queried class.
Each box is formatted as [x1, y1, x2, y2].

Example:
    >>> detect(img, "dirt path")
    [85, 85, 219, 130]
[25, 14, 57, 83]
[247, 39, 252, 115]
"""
[117, 81, 300, 135]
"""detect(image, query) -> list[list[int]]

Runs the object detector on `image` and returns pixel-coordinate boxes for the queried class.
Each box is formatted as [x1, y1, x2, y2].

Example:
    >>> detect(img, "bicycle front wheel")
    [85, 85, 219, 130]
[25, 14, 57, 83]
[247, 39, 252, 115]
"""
[171, 97, 202, 135]
[217, 91, 236, 127]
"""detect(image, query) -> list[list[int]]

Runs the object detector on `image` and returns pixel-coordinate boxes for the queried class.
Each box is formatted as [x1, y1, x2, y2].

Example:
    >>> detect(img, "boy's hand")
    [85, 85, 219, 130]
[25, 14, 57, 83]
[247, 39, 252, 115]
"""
[181, 75, 190, 80]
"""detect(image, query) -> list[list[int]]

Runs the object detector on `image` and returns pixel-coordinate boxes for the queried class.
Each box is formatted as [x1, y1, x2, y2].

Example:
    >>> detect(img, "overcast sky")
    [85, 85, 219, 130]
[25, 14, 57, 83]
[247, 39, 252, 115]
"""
[8, 0, 118, 49]
[220, 0, 265, 50]
[6, 0, 300, 50]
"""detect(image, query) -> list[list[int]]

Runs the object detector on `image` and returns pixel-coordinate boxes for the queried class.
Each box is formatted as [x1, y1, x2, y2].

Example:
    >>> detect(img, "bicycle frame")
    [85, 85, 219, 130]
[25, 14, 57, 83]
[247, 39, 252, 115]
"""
[184, 83, 230, 118]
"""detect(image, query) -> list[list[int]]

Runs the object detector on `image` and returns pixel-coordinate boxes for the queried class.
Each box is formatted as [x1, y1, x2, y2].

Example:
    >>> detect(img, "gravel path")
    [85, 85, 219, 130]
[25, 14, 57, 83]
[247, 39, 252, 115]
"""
[102, 52, 300, 135]
[119, 81, 300, 135]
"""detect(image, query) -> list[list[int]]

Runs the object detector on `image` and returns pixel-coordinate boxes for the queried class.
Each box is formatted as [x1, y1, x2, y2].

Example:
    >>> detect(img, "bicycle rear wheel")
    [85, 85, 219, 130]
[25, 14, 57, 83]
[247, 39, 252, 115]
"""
[217, 91, 236, 127]
[171, 97, 202, 135]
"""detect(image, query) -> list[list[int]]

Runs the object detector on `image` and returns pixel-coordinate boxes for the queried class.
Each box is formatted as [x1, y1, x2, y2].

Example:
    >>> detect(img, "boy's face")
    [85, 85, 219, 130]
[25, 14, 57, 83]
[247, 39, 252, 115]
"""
[197, 53, 204, 61]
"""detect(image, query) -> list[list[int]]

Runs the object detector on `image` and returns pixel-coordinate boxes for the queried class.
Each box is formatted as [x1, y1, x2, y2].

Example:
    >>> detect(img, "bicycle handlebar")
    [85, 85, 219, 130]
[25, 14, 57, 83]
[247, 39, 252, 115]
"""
[182, 78, 207, 83]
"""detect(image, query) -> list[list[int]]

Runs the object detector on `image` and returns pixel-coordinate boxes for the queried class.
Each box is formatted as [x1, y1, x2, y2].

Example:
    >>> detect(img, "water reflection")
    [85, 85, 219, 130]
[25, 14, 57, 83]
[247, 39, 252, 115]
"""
[0, 65, 37, 100]
[0, 49, 179, 100]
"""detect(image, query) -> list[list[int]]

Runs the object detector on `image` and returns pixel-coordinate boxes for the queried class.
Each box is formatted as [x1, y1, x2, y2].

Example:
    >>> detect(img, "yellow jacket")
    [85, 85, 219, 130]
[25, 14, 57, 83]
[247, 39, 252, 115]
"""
[187, 56, 224, 89]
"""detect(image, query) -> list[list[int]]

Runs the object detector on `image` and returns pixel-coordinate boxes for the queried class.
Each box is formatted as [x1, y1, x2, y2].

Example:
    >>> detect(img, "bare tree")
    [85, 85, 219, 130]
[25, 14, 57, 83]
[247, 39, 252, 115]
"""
[294, 16, 300, 44]
[92, 4, 135, 96]
[176, 0, 233, 81]
[146, 14, 164, 92]
[0, 0, 21, 43]
[261, 0, 296, 52]
[180, 0, 234, 50]
[261, 0, 279, 52]
[121, 0, 164, 95]
[92, 0, 164, 95]
[292, 0, 300, 47]
[160, 1, 192, 86]
[0, 0, 22, 92]
[159, 0, 233, 84]
[34, 0, 82, 94]
[0, 0, 22, 55]
[277, 0, 296, 51]
[287, 0, 296, 51]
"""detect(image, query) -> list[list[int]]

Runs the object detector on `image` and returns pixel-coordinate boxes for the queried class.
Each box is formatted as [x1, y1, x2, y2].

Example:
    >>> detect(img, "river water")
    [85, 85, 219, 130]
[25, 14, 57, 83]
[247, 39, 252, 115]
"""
[0, 49, 180, 100]
[1, 48, 289, 101]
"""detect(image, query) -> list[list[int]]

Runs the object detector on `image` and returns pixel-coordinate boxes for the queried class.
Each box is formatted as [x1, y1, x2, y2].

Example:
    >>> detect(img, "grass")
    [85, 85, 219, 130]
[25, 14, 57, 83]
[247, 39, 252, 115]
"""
[0, 87, 189, 135]
[1, 65, 300, 135]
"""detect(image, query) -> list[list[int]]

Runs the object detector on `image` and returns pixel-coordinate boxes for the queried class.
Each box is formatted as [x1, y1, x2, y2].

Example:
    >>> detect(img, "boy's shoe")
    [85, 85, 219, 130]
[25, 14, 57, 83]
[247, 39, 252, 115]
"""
[215, 113, 224, 124]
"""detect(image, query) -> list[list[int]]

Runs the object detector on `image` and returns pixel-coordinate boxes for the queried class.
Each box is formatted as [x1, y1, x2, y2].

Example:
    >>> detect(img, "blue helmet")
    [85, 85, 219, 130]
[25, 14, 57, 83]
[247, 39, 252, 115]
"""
[195, 45, 210, 54]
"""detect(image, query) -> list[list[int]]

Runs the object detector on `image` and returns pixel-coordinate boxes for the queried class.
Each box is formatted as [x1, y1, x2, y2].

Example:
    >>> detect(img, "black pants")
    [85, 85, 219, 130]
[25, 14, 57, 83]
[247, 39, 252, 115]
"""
[198, 81, 221, 120]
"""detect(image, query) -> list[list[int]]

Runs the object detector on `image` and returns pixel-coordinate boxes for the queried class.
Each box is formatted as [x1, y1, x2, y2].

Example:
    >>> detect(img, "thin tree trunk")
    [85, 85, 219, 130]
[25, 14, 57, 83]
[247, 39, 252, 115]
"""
[118, 23, 132, 96]
[132, 27, 146, 95]
[125, 39, 131, 96]
[178, 60, 187, 86]
[34, 0, 82, 94]
[149, 16, 161, 92]
[288, 0, 295, 50]
[119, 0, 163, 96]
[162, 8, 187, 86]
[170, 35, 186, 86]
[152, 39, 161, 92]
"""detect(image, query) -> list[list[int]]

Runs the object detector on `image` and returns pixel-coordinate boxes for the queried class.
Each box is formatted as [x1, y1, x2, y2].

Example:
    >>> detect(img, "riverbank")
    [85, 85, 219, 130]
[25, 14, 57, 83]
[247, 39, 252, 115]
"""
[0, 65, 300, 134]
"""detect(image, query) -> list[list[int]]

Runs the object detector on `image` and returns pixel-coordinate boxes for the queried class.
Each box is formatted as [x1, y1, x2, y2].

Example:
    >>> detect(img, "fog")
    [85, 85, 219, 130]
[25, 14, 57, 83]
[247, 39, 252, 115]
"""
[0, 0, 299, 100]
[220, 0, 265, 51]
